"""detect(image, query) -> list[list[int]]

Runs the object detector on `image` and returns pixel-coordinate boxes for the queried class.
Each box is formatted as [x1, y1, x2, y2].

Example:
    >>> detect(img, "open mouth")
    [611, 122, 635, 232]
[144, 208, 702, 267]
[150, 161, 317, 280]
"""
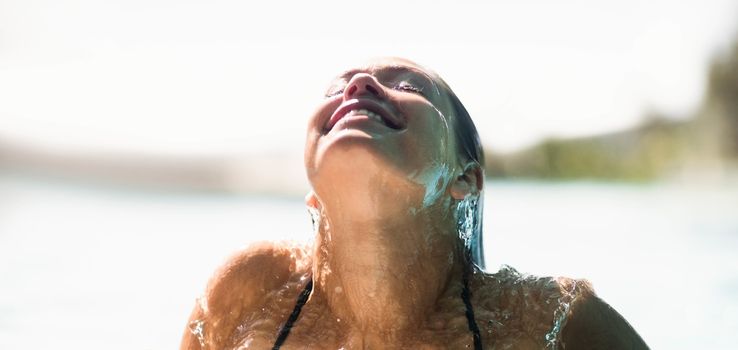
[325, 99, 404, 132]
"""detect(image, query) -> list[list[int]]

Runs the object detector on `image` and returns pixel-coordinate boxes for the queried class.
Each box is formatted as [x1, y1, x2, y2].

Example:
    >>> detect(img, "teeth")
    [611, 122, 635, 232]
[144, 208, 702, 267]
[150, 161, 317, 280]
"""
[345, 109, 384, 124]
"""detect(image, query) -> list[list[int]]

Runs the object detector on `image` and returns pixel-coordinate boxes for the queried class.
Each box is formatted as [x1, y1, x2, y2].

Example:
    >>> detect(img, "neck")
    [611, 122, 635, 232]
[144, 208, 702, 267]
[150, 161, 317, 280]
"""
[310, 193, 466, 342]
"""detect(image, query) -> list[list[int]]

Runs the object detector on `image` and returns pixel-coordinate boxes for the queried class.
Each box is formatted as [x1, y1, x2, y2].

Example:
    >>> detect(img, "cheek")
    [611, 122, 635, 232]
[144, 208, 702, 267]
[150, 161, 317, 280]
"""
[398, 103, 458, 207]
[398, 103, 453, 166]
[307, 99, 340, 133]
[304, 102, 338, 172]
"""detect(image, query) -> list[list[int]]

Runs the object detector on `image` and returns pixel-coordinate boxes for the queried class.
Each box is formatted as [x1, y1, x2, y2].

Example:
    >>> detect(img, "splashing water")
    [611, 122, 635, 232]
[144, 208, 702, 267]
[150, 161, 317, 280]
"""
[480, 265, 583, 350]
[456, 193, 486, 269]
[188, 319, 206, 349]
[456, 194, 479, 252]
[545, 279, 579, 349]
[413, 164, 453, 208]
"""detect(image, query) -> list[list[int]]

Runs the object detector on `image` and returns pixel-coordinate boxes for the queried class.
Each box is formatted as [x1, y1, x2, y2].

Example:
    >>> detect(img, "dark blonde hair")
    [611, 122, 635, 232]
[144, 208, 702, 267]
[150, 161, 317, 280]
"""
[441, 80, 486, 269]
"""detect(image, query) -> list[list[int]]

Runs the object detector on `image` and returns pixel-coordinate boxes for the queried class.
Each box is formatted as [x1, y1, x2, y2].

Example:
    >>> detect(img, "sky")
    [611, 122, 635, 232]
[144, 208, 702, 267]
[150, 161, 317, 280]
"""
[1, 0, 737, 156]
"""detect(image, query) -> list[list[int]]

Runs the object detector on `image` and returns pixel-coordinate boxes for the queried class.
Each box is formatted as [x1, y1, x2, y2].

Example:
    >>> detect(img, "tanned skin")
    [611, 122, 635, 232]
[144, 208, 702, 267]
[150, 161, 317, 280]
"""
[181, 58, 649, 350]
[180, 243, 649, 350]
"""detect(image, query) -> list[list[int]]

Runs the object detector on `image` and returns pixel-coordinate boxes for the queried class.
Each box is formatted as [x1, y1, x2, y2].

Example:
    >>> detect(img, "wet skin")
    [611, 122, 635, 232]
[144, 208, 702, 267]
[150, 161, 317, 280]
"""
[181, 58, 649, 350]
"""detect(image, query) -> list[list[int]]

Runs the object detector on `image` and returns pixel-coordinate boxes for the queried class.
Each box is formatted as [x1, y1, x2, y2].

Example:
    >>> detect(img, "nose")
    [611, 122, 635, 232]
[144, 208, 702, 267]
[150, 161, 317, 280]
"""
[343, 73, 385, 100]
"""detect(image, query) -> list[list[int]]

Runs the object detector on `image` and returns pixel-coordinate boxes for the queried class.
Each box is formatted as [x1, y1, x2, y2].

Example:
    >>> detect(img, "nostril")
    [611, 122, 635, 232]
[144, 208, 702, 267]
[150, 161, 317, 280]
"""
[347, 85, 358, 96]
[365, 84, 379, 96]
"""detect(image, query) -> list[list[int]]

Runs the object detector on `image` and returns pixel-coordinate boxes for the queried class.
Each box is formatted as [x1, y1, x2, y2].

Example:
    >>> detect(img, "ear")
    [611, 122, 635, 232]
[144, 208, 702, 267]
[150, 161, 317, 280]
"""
[449, 164, 483, 200]
[305, 190, 320, 209]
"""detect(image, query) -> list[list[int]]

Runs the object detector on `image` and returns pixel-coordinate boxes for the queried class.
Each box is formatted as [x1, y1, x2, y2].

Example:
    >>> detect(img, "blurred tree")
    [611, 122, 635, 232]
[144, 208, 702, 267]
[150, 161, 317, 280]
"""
[703, 37, 738, 158]
[485, 32, 738, 180]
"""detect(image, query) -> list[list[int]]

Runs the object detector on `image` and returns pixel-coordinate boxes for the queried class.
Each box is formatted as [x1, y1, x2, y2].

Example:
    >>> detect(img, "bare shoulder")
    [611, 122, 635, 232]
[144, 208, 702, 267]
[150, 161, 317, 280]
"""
[558, 278, 650, 350]
[470, 266, 648, 349]
[471, 266, 573, 347]
[180, 241, 311, 350]
[204, 241, 311, 314]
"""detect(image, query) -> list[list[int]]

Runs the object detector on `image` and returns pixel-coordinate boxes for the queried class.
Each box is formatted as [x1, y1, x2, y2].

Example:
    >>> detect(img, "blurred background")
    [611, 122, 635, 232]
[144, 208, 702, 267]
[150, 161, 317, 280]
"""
[1, 0, 737, 349]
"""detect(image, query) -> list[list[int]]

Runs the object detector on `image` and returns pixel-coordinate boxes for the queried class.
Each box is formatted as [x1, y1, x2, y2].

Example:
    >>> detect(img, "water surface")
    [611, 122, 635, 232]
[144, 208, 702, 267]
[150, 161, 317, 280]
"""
[0, 176, 735, 349]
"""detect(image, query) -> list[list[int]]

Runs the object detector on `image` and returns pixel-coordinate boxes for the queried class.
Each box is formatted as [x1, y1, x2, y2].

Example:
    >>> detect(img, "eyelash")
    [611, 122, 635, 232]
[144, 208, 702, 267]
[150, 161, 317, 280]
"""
[393, 82, 424, 94]
[324, 90, 341, 98]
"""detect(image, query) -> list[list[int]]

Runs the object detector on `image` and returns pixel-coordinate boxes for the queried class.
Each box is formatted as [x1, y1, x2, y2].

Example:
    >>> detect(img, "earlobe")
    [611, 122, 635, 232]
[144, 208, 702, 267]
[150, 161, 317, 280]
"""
[450, 180, 470, 200]
[450, 164, 483, 200]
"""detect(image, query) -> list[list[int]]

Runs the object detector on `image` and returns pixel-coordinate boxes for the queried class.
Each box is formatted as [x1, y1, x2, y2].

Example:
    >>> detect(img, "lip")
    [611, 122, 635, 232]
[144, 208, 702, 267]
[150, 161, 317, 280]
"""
[325, 98, 405, 132]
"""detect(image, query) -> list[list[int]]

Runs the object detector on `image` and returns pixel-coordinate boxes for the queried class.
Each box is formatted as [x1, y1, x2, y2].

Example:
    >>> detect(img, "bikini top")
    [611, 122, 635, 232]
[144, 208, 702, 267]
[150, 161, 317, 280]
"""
[271, 277, 483, 350]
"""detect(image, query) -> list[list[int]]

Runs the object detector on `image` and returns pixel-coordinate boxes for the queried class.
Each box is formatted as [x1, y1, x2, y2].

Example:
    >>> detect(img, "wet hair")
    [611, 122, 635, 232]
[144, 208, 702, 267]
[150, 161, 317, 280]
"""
[443, 82, 486, 270]
[445, 87, 484, 168]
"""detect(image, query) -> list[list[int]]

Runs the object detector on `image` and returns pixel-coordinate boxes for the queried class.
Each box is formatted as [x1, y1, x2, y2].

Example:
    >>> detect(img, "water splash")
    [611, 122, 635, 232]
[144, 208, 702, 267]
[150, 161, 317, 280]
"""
[455, 193, 486, 268]
[456, 195, 477, 249]
[418, 164, 453, 208]
[456, 194, 478, 250]
[545, 280, 579, 349]
[188, 319, 206, 349]
[480, 265, 585, 349]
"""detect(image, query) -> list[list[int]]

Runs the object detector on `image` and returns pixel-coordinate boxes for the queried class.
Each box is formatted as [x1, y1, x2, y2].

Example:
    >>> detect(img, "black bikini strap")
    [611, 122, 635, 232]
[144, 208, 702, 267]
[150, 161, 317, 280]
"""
[462, 274, 484, 350]
[272, 278, 313, 350]
[273, 276, 483, 350]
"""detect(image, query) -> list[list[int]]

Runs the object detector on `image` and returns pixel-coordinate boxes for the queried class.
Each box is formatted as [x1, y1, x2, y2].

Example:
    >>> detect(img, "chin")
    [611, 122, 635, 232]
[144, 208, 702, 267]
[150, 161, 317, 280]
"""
[308, 139, 412, 205]
[314, 141, 383, 184]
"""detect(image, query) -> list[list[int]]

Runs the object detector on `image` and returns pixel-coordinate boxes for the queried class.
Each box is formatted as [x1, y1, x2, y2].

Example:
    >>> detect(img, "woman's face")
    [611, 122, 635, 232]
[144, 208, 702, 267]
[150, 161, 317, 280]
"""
[305, 58, 463, 209]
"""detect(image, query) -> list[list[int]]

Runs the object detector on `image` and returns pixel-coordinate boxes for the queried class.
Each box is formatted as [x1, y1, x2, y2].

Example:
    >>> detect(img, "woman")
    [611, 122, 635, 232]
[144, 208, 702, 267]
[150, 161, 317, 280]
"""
[181, 57, 649, 349]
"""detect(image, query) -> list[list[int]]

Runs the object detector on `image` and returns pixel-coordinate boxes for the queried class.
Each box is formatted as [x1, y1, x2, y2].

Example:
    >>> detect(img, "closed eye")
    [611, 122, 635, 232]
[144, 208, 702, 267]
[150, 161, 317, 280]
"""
[324, 83, 346, 98]
[324, 80, 348, 98]
[325, 81, 424, 98]
[324, 88, 344, 98]
[393, 82, 424, 95]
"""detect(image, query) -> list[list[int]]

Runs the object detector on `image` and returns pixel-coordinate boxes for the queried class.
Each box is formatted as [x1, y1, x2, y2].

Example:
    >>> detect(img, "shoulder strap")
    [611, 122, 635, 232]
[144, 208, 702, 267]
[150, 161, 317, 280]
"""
[272, 278, 313, 350]
[462, 275, 484, 350]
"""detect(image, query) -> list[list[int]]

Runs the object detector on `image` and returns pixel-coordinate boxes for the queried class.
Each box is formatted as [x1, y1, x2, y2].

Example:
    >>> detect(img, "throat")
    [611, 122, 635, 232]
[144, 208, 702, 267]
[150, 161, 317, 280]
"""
[307, 189, 470, 342]
[321, 246, 439, 334]
[312, 222, 465, 339]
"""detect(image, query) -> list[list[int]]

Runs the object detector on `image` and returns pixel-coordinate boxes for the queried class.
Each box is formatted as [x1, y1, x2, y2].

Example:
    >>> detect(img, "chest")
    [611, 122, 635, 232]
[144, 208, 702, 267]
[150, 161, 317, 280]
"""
[227, 275, 565, 350]
[232, 290, 483, 349]
[232, 298, 549, 349]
